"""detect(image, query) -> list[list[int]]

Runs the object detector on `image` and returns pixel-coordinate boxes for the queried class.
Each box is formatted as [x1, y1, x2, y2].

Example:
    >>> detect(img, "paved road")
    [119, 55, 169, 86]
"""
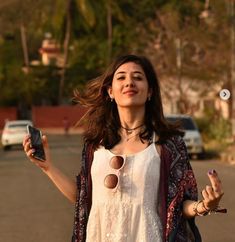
[0, 134, 83, 242]
[191, 160, 235, 242]
[0, 134, 234, 242]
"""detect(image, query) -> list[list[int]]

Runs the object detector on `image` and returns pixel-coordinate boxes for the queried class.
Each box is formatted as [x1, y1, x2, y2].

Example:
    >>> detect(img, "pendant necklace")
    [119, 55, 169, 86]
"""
[120, 124, 144, 134]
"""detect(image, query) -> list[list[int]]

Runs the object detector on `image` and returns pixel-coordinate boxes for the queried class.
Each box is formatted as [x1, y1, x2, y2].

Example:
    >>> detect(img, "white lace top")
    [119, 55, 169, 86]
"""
[86, 140, 162, 242]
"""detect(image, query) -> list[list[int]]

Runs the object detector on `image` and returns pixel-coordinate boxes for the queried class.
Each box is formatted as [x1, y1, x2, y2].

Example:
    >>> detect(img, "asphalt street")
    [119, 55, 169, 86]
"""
[0, 134, 234, 242]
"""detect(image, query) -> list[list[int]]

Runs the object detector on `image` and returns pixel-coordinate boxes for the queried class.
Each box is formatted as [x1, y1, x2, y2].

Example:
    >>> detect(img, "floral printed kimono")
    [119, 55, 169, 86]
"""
[71, 135, 202, 242]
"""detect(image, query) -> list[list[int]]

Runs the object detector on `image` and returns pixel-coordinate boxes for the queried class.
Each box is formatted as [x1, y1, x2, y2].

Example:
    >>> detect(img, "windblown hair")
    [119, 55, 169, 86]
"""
[73, 54, 183, 149]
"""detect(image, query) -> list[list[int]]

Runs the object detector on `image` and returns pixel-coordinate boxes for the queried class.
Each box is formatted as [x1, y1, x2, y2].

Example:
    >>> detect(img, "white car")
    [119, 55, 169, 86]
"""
[166, 114, 204, 159]
[1, 120, 33, 150]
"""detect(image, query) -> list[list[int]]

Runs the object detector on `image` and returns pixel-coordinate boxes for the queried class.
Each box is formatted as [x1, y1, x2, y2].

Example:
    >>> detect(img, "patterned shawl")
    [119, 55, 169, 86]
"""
[71, 135, 202, 242]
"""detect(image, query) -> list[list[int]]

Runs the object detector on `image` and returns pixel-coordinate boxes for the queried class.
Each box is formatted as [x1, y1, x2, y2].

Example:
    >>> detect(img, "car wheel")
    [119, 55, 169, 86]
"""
[190, 154, 198, 160]
[197, 152, 205, 160]
[3, 145, 11, 151]
[191, 151, 205, 160]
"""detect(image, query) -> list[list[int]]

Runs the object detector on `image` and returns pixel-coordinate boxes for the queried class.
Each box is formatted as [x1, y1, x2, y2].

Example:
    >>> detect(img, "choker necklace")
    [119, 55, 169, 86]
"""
[120, 124, 144, 134]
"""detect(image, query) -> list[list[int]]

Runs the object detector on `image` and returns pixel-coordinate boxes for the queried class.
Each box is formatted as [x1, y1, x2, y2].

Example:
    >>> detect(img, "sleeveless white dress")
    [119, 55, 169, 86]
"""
[86, 139, 163, 242]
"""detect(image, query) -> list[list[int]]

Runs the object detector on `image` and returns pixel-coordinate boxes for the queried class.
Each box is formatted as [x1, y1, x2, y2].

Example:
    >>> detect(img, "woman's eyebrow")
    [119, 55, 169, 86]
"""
[115, 71, 126, 75]
[132, 71, 144, 75]
[115, 71, 144, 75]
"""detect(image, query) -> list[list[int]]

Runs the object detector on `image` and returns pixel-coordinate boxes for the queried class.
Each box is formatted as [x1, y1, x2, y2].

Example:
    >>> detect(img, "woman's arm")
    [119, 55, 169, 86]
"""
[183, 200, 207, 218]
[23, 134, 77, 203]
[183, 169, 224, 218]
[44, 165, 77, 203]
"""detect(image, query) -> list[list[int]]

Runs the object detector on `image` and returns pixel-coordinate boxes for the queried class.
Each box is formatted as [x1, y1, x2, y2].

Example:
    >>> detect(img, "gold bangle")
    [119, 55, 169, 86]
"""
[201, 200, 228, 215]
[193, 200, 209, 216]
[201, 201, 210, 213]
[194, 200, 227, 216]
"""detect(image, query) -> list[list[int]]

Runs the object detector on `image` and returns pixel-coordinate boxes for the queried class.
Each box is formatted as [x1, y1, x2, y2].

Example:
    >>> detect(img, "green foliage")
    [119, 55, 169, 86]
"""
[31, 66, 61, 105]
[68, 36, 108, 87]
[76, 0, 96, 27]
[0, 0, 233, 107]
[0, 34, 22, 66]
[195, 109, 232, 143]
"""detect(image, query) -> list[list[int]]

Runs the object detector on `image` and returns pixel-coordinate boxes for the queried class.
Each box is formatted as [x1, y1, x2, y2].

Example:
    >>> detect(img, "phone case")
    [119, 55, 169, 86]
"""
[27, 125, 46, 161]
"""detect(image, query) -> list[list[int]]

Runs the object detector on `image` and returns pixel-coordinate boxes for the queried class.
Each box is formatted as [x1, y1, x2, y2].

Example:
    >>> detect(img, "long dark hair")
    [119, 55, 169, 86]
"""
[74, 54, 182, 149]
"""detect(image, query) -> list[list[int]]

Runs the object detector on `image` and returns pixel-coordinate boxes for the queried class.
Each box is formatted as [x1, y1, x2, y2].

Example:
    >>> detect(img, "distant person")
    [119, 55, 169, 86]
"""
[23, 55, 226, 242]
[63, 116, 70, 135]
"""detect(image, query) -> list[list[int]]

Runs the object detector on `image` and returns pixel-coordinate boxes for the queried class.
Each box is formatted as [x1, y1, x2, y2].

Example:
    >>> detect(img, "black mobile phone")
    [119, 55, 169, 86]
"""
[27, 125, 46, 161]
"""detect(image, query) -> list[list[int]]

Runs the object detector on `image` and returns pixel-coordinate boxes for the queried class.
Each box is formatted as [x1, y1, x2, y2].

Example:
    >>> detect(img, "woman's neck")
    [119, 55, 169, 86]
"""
[118, 106, 145, 129]
[117, 106, 146, 143]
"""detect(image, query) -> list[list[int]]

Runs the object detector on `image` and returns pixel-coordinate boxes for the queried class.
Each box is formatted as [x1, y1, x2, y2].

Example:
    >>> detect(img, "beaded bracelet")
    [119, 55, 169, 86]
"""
[201, 201, 227, 215]
[193, 200, 227, 216]
[208, 206, 227, 215]
[201, 201, 210, 213]
[193, 200, 209, 216]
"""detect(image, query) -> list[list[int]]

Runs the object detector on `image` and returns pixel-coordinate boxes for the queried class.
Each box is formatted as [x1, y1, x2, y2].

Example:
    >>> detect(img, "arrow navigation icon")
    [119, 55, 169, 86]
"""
[219, 89, 231, 100]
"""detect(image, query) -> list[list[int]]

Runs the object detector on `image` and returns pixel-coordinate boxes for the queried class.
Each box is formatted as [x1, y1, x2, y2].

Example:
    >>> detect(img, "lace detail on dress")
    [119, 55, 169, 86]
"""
[86, 143, 163, 242]
[144, 206, 163, 241]
[103, 203, 130, 242]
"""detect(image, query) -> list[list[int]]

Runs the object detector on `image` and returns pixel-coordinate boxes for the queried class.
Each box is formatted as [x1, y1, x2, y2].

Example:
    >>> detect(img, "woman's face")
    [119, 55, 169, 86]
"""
[108, 62, 151, 108]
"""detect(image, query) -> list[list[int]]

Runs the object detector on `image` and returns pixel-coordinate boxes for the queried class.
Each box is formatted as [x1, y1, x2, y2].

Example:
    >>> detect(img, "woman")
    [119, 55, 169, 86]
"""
[23, 55, 225, 242]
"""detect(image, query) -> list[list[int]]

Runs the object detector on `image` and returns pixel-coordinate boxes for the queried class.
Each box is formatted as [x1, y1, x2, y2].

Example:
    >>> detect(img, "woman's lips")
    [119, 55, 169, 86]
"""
[123, 90, 137, 95]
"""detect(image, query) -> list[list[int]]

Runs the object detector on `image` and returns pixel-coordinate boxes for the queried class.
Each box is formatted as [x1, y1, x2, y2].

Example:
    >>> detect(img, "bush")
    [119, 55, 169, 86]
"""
[195, 108, 232, 143]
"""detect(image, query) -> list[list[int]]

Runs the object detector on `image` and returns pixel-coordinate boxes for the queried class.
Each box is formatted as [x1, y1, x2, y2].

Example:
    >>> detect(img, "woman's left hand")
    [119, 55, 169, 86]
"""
[201, 169, 224, 211]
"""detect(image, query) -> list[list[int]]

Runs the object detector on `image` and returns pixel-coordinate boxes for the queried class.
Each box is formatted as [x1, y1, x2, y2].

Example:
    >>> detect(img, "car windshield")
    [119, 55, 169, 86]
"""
[167, 117, 197, 131]
[8, 124, 29, 128]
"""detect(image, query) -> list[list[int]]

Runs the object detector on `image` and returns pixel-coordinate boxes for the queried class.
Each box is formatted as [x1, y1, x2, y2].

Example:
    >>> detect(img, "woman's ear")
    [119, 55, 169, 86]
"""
[107, 86, 113, 99]
[148, 88, 153, 99]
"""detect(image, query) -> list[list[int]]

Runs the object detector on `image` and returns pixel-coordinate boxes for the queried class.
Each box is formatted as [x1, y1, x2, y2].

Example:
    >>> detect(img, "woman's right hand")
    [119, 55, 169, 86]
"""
[23, 134, 51, 172]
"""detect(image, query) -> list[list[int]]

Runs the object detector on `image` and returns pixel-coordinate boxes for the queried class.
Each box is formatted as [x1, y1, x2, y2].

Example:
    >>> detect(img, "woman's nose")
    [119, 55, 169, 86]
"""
[125, 76, 135, 87]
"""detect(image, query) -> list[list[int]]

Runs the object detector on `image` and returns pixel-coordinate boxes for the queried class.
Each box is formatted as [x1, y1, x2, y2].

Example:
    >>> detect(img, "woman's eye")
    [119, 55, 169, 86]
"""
[117, 76, 125, 80]
[133, 76, 142, 80]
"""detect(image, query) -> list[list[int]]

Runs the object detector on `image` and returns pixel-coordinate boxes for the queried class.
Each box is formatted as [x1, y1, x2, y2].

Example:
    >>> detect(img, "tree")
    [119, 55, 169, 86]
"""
[0, 0, 233, 111]
[51, 0, 96, 104]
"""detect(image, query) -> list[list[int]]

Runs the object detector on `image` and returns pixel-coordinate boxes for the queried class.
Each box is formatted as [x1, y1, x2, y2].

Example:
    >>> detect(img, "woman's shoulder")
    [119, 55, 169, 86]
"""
[81, 142, 95, 166]
[163, 134, 188, 159]
[163, 135, 191, 173]
[165, 134, 186, 148]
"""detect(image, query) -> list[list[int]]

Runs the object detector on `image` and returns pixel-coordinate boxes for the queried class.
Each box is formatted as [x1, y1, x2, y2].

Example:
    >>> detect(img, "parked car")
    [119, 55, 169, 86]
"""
[1, 120, 33, 150]
[166, 114, 204, 159]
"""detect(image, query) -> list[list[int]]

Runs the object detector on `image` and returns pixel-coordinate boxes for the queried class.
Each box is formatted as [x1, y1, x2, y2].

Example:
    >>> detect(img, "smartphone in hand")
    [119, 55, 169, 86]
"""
[27, 125, 46, 161]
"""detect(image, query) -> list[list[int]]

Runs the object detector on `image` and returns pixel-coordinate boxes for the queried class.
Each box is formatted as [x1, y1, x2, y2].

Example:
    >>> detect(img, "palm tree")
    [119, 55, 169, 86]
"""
[53, 0, 95, 104]
[51, 0, 125, 103]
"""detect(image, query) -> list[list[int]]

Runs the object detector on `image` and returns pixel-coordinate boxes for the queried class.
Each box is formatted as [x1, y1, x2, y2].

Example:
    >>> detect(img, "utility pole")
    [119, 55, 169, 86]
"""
[58, 0, 72, 104]
[229, 0, 235, 141]
[175, 37, 184, 113]
[20, 23, 30, 73]
[107, 0, 112, 63]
